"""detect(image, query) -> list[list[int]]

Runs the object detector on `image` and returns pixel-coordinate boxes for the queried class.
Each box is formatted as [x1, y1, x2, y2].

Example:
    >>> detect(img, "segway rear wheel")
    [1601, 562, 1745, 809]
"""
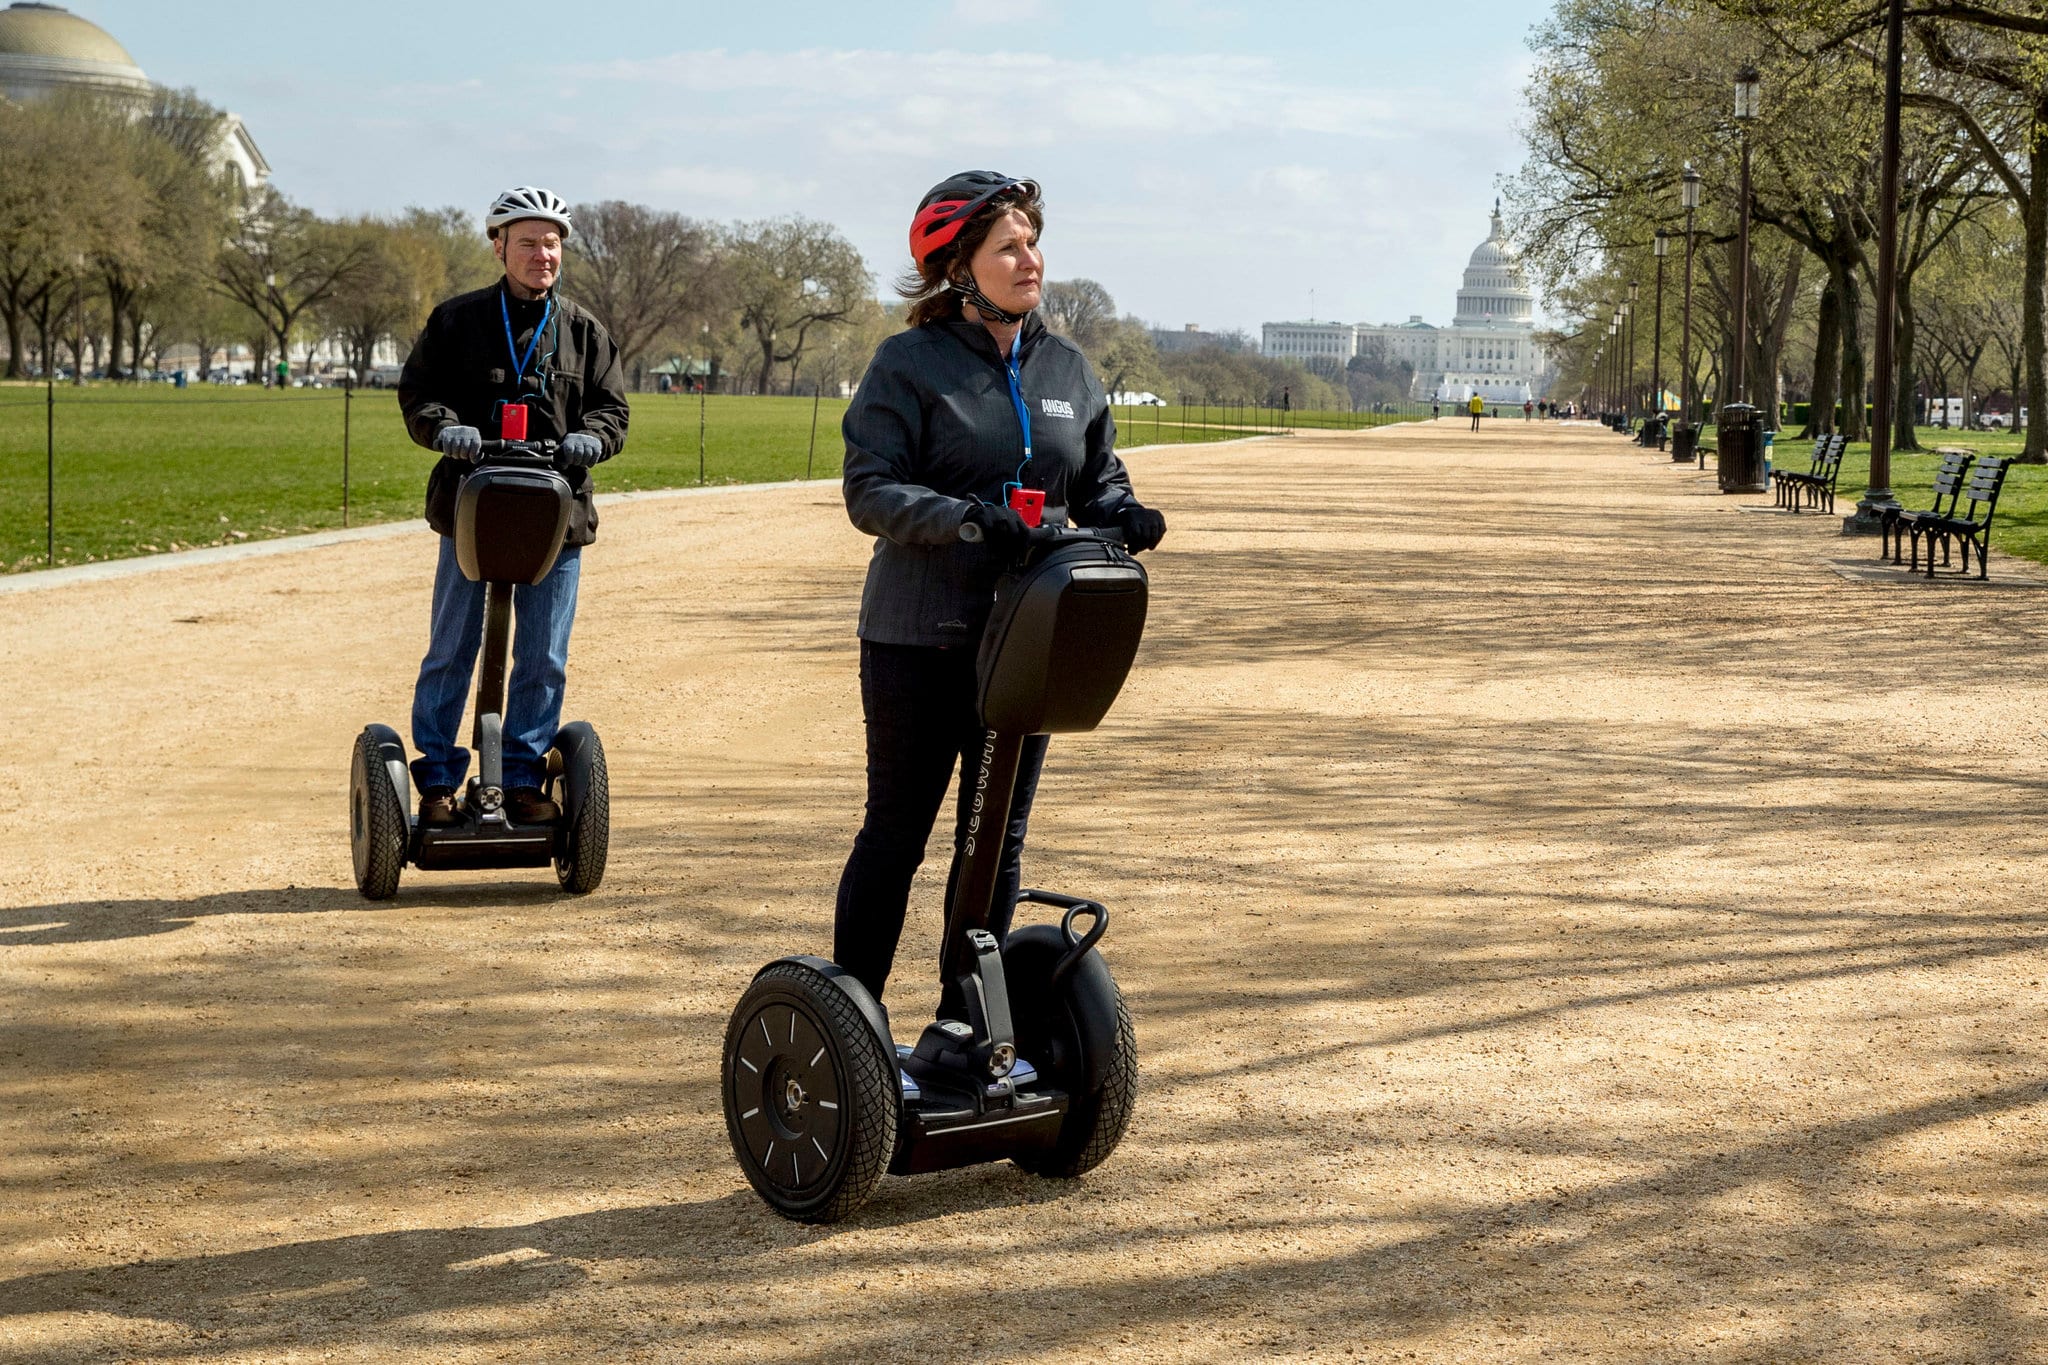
[349, 726, 408, 901]
[1002, 924, 1138, 1178]
[723, 961, 897, 1223]
[552, 722, 608, 894]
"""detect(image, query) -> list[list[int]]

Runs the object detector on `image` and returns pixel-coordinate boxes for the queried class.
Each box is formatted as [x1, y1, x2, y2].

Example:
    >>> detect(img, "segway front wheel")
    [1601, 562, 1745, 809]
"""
[552, 721, 609, 894]
[1002, 922, 1138, 1178]
[349, 725, 409, 901]
[723, 960, 897, 1223]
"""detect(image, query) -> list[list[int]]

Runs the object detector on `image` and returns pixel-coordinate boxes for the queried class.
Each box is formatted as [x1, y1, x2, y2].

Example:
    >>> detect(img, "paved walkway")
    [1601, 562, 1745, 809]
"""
[2, 419, 2043, 1361]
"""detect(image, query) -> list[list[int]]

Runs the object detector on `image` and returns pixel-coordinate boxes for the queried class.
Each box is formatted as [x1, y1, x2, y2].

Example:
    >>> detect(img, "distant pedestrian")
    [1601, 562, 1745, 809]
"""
[1432, 401, 1441, 421]
[1523, 399, 1533, 421]
[1468, 393, 1484, 431]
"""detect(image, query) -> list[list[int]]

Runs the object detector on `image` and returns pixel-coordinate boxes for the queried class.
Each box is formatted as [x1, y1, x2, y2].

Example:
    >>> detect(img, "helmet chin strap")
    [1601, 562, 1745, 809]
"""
[951, 278, 1029, 326]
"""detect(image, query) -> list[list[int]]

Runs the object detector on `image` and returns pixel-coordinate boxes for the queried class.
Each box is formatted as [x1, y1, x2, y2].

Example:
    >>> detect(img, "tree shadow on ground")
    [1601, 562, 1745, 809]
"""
[0, 882, 573, 946]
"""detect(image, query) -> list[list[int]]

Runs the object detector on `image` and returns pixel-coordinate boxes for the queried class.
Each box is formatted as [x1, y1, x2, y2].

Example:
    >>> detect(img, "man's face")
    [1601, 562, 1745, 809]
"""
[495, 220, 562, 295]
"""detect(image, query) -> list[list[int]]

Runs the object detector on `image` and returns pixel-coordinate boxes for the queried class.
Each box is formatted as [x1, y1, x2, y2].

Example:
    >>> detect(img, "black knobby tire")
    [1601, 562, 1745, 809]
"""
[349, 728, 406, 901]
[722, 962, 897, 1223]
[1004, 926, 1138, 1179]
[555, 733, 609, 894]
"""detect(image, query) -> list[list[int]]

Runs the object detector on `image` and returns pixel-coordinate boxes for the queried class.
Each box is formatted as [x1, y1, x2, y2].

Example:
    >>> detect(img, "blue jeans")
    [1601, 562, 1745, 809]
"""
[410, 533, 581, 792]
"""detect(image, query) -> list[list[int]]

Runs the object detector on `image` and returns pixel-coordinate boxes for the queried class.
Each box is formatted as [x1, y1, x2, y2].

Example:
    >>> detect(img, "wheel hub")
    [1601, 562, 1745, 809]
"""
[782, 1075, 808, 1117]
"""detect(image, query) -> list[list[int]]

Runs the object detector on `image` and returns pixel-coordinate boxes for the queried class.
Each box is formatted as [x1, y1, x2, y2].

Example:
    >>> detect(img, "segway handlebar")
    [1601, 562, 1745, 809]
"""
[957, 520, 1131, 551]
[476, 438, 561, 463]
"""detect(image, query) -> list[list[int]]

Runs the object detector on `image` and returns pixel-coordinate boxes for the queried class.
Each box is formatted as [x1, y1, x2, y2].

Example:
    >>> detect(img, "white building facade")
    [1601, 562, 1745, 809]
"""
[1263, 206, 1553, 404]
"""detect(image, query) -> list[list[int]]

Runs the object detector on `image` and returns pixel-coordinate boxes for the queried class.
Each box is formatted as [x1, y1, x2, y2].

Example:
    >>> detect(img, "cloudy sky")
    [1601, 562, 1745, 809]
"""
[82, 0, 1548, 334]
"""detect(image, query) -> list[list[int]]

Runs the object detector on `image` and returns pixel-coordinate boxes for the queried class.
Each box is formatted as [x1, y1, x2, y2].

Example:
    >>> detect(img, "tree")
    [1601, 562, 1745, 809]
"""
[565, 201, 720, 391]
[315, 216, 446, 385]
[1041, 279, 1118, 350]
[1091, 319, 1166, 400]
[723, 217, 871, 394]
[0, 94, 133, 378]
[214, 188, 372, 382]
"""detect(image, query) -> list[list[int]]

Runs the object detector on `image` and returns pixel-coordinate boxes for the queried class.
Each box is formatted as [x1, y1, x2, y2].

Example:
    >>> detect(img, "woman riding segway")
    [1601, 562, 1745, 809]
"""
[836, 171, 1166, 1016]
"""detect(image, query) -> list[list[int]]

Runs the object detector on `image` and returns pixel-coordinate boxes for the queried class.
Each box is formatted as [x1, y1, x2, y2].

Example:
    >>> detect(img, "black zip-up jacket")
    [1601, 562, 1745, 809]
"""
[398, 280, 630, 546]
[842, 313, 1139, 646]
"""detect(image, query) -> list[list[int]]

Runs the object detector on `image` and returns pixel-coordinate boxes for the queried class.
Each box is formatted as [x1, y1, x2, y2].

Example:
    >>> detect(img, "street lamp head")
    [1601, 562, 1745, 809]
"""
[1734, 64, 1762, 122]
[1681, 163, 1703, 210]
[1629, 282, 1640, 301]
[1654, 228, 1672, 257]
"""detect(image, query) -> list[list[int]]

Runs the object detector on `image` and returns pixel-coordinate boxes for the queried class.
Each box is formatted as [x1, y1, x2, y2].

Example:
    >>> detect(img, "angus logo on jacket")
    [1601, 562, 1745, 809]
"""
[1039, 398, 1076, 419]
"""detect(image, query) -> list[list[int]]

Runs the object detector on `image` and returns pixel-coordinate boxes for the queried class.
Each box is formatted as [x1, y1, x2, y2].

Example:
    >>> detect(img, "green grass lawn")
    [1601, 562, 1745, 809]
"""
[1760, 427, 2048, 564]
[1, 385, 1369, 572]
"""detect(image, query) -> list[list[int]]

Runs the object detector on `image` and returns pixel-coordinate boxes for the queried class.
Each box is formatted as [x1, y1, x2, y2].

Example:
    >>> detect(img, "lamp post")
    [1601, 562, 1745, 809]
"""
[1846, 0, 1905, 534]
[1652, 230, 1671, 448]
[1731, 64, 1760, 405]
[1610, 311, 1623, 425]
[1717, 64, 1768, 493]
[1678, 164, 1703, 464]
[1625, 284, 1639, 427]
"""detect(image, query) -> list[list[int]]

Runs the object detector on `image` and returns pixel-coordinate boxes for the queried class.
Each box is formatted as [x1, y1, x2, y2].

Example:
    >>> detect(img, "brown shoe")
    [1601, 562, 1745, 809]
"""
[506, 786, 560, 824]
[418, 785, 462, 827]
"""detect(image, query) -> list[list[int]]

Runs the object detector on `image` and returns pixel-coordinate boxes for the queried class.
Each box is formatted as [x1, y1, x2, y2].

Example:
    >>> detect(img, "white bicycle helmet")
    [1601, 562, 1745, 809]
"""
[486, 186, 573, 240]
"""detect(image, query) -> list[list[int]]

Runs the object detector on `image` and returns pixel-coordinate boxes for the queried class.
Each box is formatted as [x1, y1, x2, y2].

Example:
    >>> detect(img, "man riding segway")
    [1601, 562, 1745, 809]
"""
[397, 185, 629, 830]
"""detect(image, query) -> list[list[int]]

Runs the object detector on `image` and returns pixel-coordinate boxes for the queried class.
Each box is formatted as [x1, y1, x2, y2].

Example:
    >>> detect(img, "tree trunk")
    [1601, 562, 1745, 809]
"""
[1805, 277, 1842, 437]
[2021, 120, 2048, 462]
[1838, 261, 1867, 442]
[1894, 272, 1922, 453]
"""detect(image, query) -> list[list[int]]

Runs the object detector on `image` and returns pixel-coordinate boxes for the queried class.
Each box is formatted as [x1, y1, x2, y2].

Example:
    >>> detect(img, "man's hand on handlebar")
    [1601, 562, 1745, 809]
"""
[435, 424, 483, 462]
[559, 432, 604, 467]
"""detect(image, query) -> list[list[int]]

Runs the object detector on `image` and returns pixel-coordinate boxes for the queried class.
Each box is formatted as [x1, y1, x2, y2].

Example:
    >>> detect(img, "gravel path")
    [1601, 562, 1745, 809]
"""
[3, 419, 2044, 1362]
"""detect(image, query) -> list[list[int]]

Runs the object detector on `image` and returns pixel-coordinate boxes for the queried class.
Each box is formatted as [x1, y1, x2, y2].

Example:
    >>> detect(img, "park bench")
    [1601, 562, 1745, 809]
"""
[1919, 455, 2011, 580]
[1881, 448, 1974, 569]
[1773, 433, 1846, 512]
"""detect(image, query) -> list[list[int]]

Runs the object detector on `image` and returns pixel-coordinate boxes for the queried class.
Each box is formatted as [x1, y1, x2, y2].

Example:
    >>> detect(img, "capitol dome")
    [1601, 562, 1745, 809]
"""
[0, 3, 151, 103]
[1453, 202, 1533, 327]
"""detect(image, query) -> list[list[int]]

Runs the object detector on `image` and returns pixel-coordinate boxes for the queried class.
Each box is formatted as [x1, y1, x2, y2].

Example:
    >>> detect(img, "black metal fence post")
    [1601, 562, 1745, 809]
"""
[45, 371, 55, 566]
[342, 384, 352, 528]
[698, 388, 707, 484]
[806, 388, 821, 478]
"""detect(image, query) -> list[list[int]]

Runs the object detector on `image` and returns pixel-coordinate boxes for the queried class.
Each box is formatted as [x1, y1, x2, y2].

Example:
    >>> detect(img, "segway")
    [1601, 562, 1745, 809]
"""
[721, 522, 1149, 1222]
[349, 438, 609, 900]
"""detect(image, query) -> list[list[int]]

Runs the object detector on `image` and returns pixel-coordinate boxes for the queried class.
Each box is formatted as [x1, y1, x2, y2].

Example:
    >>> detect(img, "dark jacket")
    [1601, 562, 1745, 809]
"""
[398, 280, 630, 546]
[842, 314, 1138, 647]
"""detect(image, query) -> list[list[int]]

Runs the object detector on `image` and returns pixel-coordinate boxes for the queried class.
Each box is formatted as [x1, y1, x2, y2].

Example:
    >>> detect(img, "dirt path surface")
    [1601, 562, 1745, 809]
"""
[4, 420, 2046, 1363]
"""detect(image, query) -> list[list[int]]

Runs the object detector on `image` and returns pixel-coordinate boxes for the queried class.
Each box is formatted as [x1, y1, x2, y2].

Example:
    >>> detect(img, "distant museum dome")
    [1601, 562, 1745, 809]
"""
[0, 3, 150, 102]
[1454, 201, 1532, 327]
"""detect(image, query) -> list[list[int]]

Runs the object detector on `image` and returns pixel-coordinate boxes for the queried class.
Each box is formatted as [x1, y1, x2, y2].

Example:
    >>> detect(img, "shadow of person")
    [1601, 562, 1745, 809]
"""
[0, 881, 577, 947]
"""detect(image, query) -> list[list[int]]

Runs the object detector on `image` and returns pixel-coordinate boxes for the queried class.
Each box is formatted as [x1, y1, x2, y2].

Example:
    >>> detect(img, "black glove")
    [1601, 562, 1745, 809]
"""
[1119, 503, 1167, 553]
[960, 503, 1033, 558]
[434, 424, 482, 462]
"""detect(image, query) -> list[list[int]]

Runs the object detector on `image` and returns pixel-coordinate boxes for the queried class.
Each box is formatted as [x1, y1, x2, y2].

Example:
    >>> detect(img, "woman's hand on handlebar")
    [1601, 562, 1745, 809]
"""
[958, 503, 1033, 556]
[1118, 503, 1166, 553]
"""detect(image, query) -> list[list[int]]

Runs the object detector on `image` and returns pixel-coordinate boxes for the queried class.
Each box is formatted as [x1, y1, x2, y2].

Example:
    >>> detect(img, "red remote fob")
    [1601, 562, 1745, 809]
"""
[1008, 487, 1045, 528]
[500, 403, 528, 441]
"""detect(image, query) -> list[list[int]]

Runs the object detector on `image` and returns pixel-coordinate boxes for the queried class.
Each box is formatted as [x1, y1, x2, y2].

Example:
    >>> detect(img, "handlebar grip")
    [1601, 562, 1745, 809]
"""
[958, 521, 985, 543]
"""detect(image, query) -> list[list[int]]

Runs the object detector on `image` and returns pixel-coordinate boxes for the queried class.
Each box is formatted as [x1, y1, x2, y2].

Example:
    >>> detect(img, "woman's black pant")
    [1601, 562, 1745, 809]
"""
[834, 640, 1049, 1009]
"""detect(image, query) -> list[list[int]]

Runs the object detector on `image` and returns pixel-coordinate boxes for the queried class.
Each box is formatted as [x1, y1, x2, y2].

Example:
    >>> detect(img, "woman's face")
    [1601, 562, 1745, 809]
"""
[965, 207, 1043, 316]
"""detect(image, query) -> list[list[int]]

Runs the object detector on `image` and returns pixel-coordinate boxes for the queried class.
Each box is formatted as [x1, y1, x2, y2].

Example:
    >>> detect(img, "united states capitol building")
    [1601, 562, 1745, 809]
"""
[1262, 205, 1552, 404]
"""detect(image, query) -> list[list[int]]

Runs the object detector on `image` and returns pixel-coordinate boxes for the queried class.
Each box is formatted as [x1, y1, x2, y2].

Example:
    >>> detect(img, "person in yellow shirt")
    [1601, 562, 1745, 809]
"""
[1468, 393, 1484, 431]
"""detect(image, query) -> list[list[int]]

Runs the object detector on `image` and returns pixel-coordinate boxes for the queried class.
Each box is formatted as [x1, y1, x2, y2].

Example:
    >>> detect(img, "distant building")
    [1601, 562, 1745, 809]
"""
[1261, 204, 1553, 403]
[0, 3, 269, 193]
[1151, 324, 1227, 355]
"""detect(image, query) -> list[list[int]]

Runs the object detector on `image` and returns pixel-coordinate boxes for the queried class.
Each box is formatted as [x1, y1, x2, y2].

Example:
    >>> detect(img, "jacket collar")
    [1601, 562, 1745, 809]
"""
[933, 310, 1047, 364]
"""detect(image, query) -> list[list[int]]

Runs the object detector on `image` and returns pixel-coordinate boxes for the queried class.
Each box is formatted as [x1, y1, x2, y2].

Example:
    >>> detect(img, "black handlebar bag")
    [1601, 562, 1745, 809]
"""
[976, 539, 1149, 735]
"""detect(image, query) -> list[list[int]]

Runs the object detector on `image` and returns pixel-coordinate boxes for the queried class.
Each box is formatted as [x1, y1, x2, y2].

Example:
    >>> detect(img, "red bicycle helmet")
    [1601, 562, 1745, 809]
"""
[908, 171, 1040, 266]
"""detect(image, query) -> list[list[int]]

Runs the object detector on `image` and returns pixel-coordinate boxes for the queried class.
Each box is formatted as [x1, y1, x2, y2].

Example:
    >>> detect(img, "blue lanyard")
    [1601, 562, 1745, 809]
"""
[1003, 330, 1032, 486]
[500, 290, 553, 387]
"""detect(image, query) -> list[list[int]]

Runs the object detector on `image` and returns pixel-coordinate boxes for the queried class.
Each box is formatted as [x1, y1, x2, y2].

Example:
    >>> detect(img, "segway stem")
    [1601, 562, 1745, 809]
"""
[472, 580, 513, 794]
[938, 728, 1026, 986]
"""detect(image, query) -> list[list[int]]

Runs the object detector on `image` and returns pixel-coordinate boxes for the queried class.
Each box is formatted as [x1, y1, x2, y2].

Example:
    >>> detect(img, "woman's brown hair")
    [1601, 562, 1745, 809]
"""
[896, 187, 1045, 329]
